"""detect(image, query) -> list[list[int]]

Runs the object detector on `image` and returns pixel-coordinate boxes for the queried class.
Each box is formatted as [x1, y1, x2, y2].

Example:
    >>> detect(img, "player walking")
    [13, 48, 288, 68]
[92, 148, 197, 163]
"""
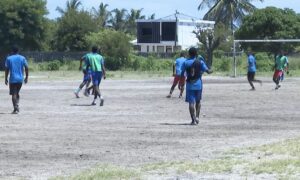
[181, 47, 212, 125]
[273, 50, 288, 90]
[86, 46, 106, 106]
[247, 52, 262, 90]
[5, 46, 29, 114]
[166, 52, 186, 98]
[74, 53, 92, 98]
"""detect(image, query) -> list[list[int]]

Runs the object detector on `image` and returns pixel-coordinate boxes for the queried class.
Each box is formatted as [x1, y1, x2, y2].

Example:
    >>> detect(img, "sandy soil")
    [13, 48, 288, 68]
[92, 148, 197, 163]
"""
[0, 76, 300, 179]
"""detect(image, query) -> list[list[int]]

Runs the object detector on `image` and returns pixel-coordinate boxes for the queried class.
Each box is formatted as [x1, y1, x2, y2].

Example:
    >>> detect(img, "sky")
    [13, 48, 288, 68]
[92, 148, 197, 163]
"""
[46, 0, 300, 20]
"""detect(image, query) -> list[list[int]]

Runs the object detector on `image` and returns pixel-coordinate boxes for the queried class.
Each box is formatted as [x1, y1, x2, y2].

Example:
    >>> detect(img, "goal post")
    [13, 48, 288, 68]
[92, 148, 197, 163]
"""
[232, 39, 300, 77]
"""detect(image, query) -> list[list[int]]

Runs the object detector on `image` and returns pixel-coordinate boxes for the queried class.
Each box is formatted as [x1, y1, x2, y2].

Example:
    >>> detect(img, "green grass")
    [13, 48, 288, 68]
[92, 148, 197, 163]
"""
[50, 165, 140, 180]
[51, 137, 300, 179]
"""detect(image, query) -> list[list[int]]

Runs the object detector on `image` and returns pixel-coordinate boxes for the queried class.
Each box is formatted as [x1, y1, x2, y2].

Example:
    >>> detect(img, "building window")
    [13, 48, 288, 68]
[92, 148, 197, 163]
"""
[147, 46, 149, 52]
[157, 46, 164, 53]
[173, 46, 181, 52]
[166, 46, 172, 53]
[152, 46, 155, 52]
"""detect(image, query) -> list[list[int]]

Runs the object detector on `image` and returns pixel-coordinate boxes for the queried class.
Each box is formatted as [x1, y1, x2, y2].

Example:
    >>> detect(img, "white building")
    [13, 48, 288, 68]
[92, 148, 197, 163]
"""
[135, 16, 215, 53]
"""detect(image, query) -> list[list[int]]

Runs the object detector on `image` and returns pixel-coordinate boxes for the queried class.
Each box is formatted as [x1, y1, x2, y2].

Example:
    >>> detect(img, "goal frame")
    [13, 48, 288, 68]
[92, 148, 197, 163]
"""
[232, 39, 300, 77]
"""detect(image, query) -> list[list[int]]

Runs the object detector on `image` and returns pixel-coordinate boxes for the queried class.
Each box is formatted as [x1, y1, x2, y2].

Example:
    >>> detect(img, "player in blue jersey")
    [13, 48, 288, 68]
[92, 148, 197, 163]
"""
[247, 52, 262, 90]
[74, 53, 92, 98]
[181, 47, 212, 125]
[5, 46, 29, 114]
[167, 52, 186, 98]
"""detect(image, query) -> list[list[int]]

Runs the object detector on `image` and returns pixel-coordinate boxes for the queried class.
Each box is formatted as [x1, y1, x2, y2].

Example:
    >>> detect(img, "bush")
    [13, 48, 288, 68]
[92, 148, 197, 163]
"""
[255, 53, 274, 71]
[213, 57, 231, 71]
[47, 60, 60, 71]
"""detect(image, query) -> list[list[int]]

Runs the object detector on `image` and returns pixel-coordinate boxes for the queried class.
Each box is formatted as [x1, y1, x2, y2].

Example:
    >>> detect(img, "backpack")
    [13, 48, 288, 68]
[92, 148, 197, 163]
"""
[186, 59, 201, 83]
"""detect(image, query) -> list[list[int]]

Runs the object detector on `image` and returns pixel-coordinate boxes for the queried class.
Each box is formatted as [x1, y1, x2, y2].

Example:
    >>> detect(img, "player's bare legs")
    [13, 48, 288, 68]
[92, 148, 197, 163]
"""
[167, 82, 177, 98]
[179, 85, 184, 98]
[12, 94, 19, 114]
[92, 84, 104, 106]
[189, 103, 196, 125]
[195, 101, 201, 124]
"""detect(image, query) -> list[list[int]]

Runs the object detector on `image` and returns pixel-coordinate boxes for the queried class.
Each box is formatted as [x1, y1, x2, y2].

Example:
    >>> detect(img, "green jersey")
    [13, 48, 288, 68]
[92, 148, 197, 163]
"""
[87, 53, 104, 72]
[275, 55, 288, 70]
[82, 53, 91, 71]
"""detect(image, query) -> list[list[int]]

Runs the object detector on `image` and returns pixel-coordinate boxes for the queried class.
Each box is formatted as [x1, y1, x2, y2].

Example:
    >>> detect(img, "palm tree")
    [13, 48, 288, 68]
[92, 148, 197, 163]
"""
[92, 2, 111, 28]
[126, 9, 146, 35]
[198, 0, 263, 30]
[111, 8, 127, 31]
[56, 0, 82, 14]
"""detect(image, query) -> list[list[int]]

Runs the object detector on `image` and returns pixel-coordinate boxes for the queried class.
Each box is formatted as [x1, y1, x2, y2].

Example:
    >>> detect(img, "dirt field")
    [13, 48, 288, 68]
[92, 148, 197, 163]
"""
[1, 76, 300, 179]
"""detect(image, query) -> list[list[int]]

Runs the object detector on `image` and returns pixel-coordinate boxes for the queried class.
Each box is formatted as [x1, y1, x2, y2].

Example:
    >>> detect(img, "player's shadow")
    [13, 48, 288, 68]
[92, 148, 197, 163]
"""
[70, 104, 94, 107]
[160, 123, 192, 126]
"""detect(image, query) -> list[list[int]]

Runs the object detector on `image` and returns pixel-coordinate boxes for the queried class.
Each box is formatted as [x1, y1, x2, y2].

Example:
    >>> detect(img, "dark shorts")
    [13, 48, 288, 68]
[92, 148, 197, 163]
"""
[172, 75, 185, 87]
[247, 72, 255, 81]
[9, 83, 22, 95]
[92, 71, 103, 86]
[83, 70, 92, 82]
[185, 89, 202, 104]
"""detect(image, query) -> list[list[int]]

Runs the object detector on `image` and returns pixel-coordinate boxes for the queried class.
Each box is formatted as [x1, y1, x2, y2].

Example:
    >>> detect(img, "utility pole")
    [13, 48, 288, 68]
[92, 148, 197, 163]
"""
[174, 10, 179, 51]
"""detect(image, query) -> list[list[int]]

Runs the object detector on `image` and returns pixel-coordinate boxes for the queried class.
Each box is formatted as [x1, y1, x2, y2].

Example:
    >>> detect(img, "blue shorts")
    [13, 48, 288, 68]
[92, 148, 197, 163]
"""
[92, 71, 102, 86]
[185, 89, 202, 103]
[83, 70, 92, 82]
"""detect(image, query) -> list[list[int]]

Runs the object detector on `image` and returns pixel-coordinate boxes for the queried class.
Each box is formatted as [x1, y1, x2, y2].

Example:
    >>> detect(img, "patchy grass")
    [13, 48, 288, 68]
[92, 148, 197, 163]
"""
[51, 165, 140, 180]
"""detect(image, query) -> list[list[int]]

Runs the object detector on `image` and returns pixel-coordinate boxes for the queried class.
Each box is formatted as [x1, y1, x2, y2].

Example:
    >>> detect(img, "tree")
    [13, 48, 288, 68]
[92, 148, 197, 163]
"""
[194, 23, 230, 67]
[235, 7, 300, 54]
[126, 9, 146, 35]
[55, 10, 97, 51]
[198, 0, 263, 30]
[85, 29, 131, 70]
[111, 8, 128, 31]
[0, 0, 47, 69]
[56, 0, 82, 15]
[92, 2, 111, 28]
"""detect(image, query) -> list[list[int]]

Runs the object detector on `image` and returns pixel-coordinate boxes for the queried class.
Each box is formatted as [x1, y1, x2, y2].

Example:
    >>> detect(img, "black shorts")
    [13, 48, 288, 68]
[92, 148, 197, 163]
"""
[9, 83, 22, 95]
[247, 72, 255, 81]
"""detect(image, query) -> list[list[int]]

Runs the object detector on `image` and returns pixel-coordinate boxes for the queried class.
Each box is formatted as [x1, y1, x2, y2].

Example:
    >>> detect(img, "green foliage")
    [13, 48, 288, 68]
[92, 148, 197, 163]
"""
[47, 60, 60, 71]
[236, 7, 300, 54]
[255, 53, 274, 71]
[213, 57, 231, 72]
[0, 0, 48, 51]
[55, 10, 96, 51]
[85, 29, 131, 70]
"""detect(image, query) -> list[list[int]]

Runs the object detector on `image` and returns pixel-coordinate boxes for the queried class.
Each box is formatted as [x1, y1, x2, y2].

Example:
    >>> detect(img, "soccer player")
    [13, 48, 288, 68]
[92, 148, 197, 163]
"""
[166, 52, 186, 98]
[280, 51, 289, 81]
[273, 50, 288, 90]
[86, 46, 106, 106]
[5, 46, 29, 114]
[247, 52, 262, 90]
[74, 53, 92, 98]
[181, 47, 212, 125]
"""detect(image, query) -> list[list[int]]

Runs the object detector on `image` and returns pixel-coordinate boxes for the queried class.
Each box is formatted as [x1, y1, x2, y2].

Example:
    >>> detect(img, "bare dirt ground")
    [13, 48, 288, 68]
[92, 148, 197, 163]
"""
[0, 76, 300, 179]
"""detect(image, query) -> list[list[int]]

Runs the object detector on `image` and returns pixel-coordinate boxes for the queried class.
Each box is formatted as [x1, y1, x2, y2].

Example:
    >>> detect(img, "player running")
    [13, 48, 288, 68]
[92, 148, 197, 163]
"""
[280, 51, 289, 81]
[85, 46, 106, 106]
[247, 52, 262, 90]
[181, 47, 212, 125]
[166, 52, 186, 98]
[5, 46, 29, 114]
[74, 53, 93, 98]
[273, 50, 288, 90]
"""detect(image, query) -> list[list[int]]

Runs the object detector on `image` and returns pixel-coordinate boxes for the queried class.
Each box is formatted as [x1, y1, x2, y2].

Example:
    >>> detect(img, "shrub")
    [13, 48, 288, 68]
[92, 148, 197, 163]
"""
[47, 60, 60, 71]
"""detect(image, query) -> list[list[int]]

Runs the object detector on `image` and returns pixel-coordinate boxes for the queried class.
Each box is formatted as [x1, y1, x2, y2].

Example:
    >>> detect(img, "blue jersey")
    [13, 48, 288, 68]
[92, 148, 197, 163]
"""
[181, 58, 208, 90]
[5, 54, 28, 83]
[174, 57, 186, 75]
[248, 55, 256, 72]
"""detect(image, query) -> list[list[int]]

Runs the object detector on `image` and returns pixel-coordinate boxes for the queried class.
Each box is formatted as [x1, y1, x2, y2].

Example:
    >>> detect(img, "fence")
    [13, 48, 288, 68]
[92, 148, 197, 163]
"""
[22, 51, 87, 62]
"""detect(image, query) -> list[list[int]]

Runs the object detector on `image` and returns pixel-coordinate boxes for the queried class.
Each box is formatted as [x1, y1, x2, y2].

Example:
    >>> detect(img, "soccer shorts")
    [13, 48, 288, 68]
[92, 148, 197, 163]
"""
[273, 70, 283, 80]
[83, 70, 92, 82]
[9, 83, 22, 95]
[185, 89, 202, 104]
[92, 71, 103, 86]
[247, 72, 255, 81]
[172, 75, 185, 87]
